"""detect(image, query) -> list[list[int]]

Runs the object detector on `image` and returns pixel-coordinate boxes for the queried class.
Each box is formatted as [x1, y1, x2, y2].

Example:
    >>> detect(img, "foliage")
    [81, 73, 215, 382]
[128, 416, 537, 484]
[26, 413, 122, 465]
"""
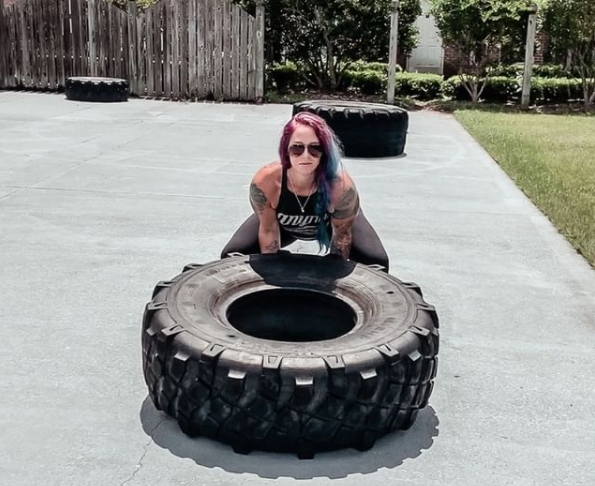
[530, 77, 584, 103]
[542, 0, 595, 106]
[236, 0, 422, 90]
[394, 72, 444, 100]
[443, 75, 519, 102]
[267, 61, 305, 92]
[429, 0, 532, 103]
[488, 62, 569, 78]
[444, 74, 584, 104]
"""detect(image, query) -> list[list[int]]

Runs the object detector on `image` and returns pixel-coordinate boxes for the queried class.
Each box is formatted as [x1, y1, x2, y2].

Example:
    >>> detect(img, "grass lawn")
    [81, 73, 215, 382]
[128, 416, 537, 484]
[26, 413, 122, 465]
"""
[455, 111, 595, 267]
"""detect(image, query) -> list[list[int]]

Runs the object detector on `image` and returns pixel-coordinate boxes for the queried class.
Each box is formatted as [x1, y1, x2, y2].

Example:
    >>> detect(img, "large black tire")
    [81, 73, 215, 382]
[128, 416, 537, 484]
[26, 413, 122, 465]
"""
[65, 76, 129, 102]
[142, 253, 439, 458]
[292, 100, 409, 158]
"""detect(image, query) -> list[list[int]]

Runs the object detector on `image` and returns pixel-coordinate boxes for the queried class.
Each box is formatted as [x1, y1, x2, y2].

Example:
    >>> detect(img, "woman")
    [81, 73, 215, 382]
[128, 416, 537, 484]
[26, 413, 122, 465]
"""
[221, 112, 389, 271]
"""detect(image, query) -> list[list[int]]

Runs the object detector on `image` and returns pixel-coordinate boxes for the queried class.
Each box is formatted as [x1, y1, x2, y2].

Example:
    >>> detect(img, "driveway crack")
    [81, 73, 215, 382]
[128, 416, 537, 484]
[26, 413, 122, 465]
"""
[119, 418, 168, 486]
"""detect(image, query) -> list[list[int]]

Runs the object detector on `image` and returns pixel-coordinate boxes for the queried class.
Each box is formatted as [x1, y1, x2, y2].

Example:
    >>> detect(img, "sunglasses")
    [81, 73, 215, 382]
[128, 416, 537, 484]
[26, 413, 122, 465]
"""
[288, 143, 324, 158]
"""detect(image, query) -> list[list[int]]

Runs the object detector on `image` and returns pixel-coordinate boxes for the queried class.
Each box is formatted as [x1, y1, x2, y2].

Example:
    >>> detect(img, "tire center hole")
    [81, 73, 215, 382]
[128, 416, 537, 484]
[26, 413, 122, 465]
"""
[226, 289, 357, 342]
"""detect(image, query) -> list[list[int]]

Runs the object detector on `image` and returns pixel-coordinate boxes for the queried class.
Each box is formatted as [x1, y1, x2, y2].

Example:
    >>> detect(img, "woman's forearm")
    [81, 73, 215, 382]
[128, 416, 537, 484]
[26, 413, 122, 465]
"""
[330, 220, 353, 259]
[259, 226, 280, 254]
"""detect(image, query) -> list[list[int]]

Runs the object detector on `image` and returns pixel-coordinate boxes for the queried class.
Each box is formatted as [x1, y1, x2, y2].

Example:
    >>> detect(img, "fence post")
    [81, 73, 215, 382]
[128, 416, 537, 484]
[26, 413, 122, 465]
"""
[521, 3, 538, 110]
[387, 1, 400, 105]
[254, 0, 265, 103]
[0, 0, 6, 88]
[126, 1, 138, 95]
[88, 0, 97, 76]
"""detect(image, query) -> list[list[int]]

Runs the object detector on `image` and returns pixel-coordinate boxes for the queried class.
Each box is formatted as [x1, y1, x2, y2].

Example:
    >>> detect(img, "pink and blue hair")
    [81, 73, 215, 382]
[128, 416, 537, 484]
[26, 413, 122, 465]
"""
[278, 112, 343, 250]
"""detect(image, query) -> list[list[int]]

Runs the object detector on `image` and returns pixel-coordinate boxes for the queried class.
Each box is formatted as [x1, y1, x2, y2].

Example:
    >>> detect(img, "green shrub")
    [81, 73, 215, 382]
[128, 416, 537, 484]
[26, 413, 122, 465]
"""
[443, 76, 519, 102]
[395, 72, 443, 100]
[530, 77, 583, 103]
[346, 60, 402, 73]
[348, 69, 388, 94]
[487, 63, 524, 78]
[443, 75, 584, 103]
[267, 61, 303, 92]
[533, 64, 568, 78]
[487, 63, 568, 79]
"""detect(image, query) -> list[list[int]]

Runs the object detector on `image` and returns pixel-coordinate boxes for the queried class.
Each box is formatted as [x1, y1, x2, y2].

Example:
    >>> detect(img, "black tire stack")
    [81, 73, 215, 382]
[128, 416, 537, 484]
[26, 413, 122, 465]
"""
[292, 100, 409, 158]
[142, 254, 439, 458]
[65, 76, 129, 102]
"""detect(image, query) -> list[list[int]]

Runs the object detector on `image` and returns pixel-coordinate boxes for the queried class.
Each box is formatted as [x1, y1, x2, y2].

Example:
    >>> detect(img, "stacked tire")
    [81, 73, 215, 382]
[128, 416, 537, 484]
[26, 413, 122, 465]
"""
[65, 77, 129, 102]
[292, 100, 409, 158]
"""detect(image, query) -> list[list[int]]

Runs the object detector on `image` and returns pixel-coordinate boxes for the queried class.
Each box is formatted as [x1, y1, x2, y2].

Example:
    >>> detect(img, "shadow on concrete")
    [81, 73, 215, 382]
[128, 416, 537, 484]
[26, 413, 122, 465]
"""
[140, 397, 439, 479]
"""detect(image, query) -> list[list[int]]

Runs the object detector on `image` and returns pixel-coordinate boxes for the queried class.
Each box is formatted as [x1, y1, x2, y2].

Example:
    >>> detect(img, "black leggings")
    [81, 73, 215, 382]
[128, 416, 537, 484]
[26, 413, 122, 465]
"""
[220, 211, 389, 271]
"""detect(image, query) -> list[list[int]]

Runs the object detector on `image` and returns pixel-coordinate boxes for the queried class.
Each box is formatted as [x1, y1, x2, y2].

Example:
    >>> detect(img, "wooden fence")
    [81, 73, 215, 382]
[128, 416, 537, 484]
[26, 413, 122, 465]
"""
[0, 0, 264, 101]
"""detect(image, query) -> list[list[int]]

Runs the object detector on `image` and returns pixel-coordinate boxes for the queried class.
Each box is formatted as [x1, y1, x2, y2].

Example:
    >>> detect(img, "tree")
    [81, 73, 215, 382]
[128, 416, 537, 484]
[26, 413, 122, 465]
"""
[429, 0, 530, 103]
[542, 0, 595, 107]
[237, 0, 422, 90]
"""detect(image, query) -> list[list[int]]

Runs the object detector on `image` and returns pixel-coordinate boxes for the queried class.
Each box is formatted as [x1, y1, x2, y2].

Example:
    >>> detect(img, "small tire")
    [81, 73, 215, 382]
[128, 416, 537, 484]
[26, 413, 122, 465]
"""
[65, 76, 129, 102]
[292, 100, 409, 158]
[142, 253, 439, 457]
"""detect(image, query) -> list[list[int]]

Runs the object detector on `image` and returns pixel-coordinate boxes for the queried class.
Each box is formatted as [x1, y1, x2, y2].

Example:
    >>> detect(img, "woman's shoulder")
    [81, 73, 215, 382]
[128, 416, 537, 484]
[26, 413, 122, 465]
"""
[252, 162, 282, 194]
[331, 167, 356, 195]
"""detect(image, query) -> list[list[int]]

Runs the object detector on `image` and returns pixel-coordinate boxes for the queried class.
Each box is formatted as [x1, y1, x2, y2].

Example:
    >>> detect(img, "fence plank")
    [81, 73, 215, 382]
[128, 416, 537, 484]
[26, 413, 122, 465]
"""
[62, 0, 73, 79]
[107, 1, 114, 76]
[70, 0, 82, 75]
[56, 0, 65, 87]
[197, 0, 206, 98]
[155, 5, 163, 97]
[154, 2, 163, 96]
[239, 9, 246, 100]
[48, 0, 58, 89]
[205, 0, 213, 97]
[254, 1, 264, 101]
[247, 13, 254, 100]
[164, 0, 171, 98]
[187, 0, 196, 99]
[137, 14, 145, 96]
[39, 0, 48, 87]
[12, 0, 21, 86]
[100, 0, 107, 75]
[126, 2, 137, 93]
[179, 0, 188, 98]
[145, 7, 154, 95]
[231, 5, 239, 100]
[172, 0, 179, 99]
[213, 0, 221, 99]
[222, 0, 229, 98]
[0, 4, 5, 88]
[15, 1, 24, 86]
[9, 4, 18, 87]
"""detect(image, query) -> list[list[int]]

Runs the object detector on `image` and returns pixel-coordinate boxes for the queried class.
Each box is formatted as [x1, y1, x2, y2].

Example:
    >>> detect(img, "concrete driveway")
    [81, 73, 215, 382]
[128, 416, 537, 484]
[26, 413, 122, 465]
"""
[1, 90, 594, 486]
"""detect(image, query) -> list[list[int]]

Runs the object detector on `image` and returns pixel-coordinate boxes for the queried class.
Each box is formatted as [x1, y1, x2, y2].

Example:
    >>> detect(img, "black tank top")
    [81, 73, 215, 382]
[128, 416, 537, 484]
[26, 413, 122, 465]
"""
[276, 167, 330, 240]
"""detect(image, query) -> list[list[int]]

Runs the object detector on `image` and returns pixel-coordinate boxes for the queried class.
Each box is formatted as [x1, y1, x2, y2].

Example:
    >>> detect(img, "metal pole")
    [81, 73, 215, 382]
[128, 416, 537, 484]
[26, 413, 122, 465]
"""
[521, 3, 538, 109]
[387, 1, 400, 104]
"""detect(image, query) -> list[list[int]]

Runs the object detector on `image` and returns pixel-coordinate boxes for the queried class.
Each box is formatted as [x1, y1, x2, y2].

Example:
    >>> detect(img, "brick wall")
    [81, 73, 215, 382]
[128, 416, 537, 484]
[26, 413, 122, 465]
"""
[442, 29, 549, 77]
[534, 30, 549, 64]
[443, 44, 502, 78]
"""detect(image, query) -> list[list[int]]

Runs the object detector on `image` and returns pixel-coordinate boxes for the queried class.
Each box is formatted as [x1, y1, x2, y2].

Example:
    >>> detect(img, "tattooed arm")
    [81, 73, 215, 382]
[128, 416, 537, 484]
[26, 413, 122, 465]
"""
[330, 173, 360, 259]
[249, 167, 281, 254]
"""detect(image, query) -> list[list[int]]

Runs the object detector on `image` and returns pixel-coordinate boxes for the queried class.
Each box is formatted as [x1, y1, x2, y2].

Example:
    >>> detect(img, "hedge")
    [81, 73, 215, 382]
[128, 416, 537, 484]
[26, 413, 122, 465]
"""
[266, 61, 585, 104]
[444, 75, 584, 103]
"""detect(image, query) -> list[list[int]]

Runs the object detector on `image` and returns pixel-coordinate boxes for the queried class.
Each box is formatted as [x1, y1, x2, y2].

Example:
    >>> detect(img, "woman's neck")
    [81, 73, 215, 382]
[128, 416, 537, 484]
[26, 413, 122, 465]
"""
[288, 168, 316, 191]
